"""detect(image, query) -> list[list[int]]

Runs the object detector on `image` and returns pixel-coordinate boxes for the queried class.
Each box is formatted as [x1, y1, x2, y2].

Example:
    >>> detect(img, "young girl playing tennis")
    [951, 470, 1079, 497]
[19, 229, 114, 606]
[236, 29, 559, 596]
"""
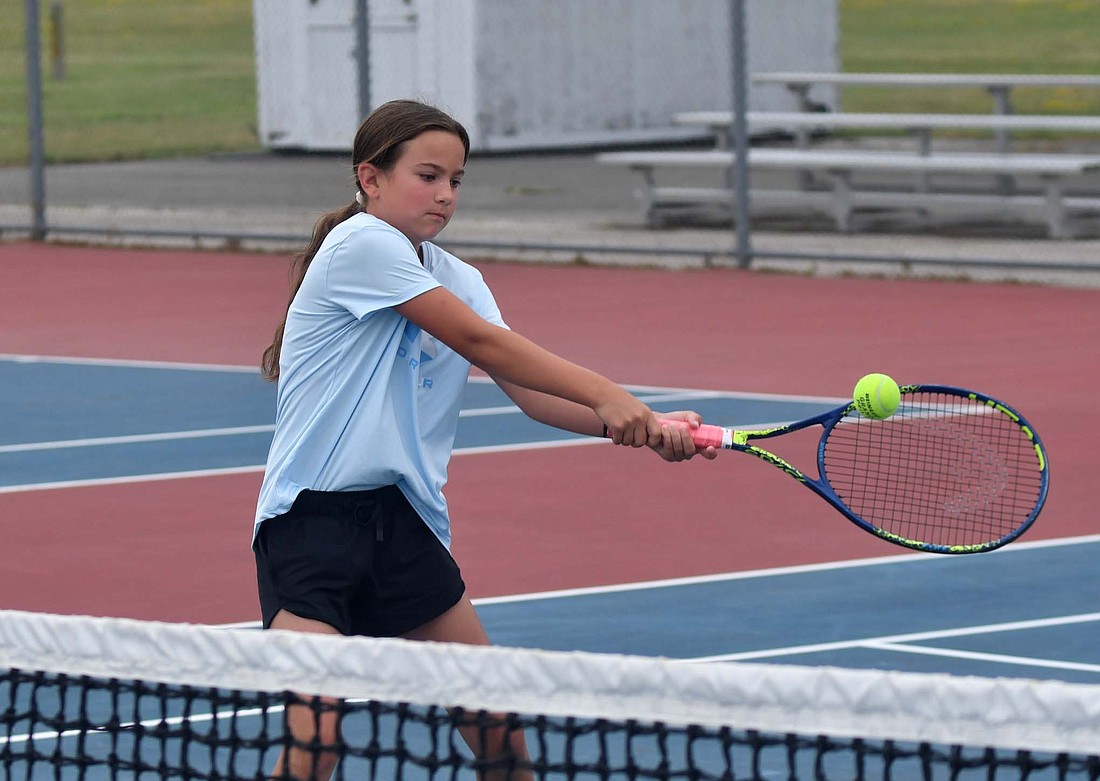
[254, 99, 713, 780]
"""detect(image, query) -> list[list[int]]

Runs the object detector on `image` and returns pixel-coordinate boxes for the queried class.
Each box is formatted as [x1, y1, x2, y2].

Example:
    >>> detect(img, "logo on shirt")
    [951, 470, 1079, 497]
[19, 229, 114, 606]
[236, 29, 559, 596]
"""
[399, 321, 436, 388]
[419, 335, 437, 365]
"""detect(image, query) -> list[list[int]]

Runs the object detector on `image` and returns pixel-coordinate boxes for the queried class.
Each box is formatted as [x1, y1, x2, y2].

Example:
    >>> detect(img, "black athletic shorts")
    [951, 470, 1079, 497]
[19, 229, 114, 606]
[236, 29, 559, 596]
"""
[253, 486, 465, 637]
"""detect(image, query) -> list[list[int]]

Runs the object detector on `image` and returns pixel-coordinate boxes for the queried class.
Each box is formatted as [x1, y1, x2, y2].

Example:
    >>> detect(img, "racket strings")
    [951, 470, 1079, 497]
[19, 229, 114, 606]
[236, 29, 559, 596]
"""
[822, 391, 1045, 548]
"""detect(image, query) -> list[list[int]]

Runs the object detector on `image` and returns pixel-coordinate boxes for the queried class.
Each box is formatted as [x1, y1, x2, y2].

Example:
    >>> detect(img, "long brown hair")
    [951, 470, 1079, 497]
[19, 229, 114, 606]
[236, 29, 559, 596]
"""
[260, 100, 471, 381]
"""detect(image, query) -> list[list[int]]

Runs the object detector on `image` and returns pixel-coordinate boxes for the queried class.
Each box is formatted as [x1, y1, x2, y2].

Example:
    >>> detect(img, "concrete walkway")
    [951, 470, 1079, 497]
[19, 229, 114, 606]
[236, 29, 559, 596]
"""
[1, 149, 1099, 287]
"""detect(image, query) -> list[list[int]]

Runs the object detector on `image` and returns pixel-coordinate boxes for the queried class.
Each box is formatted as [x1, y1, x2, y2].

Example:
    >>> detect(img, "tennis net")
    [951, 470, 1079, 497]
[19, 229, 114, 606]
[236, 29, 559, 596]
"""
[2, 608, 1098, 780]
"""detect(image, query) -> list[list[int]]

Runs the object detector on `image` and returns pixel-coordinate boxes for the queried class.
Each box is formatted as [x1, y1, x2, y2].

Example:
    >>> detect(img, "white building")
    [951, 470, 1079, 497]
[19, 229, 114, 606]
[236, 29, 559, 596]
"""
[253, 0, 838, 152]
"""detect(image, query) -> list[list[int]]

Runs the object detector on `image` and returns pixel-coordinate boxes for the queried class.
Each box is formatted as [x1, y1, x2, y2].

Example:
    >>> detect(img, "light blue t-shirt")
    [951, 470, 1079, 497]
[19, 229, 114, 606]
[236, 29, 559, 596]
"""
[253, 213, 508, 548]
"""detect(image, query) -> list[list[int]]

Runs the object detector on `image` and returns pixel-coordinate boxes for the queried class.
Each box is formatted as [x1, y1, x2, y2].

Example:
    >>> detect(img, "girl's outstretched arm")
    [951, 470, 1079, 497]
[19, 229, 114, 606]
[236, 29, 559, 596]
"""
[493, 381, 717, 462]
[397, 286, 659, 447]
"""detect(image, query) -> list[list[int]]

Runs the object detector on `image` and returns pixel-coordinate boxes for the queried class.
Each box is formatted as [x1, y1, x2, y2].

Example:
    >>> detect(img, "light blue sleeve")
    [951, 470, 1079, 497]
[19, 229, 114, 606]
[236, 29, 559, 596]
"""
[323, 221, 440, 320]
[423, 243, 509, 329]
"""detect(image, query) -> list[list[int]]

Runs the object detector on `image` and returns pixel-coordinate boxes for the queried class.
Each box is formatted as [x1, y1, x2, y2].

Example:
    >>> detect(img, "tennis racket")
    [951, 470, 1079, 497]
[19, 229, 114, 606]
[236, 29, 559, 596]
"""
[666, 384, 1048, 554]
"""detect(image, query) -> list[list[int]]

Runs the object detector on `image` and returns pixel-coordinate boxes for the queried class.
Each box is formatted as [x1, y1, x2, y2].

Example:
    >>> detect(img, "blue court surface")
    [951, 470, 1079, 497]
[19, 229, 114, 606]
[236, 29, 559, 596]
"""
[1, 354, 1097, 685]
[475, 540, 1100, 683]
[2, 355, 1098, 778]
[0, 355, 836, 490]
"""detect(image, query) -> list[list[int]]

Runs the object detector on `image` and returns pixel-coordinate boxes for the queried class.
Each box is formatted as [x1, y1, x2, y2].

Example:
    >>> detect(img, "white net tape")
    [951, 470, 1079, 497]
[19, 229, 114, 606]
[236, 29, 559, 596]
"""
[2, 609, 1099, 756]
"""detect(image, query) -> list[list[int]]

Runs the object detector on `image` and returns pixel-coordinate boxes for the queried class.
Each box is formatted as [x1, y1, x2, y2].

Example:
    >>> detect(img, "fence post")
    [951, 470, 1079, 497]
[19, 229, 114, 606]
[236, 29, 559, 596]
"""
[355, 0, 371, 120]
[729, 0, 753, 268]
[24, 0, 47, 241]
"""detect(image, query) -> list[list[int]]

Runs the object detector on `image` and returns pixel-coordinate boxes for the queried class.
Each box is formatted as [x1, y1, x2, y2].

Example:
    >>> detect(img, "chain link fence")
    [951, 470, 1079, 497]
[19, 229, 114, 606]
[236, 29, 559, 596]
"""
[4, 1, 1100, 282]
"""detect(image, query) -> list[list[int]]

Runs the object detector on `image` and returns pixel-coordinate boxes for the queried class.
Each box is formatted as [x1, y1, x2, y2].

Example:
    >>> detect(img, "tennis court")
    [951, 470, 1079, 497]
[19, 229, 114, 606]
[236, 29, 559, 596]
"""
[1, 239, 1098, 777]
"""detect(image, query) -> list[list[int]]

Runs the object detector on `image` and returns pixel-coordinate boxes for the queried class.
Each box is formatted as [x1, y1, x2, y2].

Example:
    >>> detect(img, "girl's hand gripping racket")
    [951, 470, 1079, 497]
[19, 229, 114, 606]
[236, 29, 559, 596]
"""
[667, 384, 1049, 554]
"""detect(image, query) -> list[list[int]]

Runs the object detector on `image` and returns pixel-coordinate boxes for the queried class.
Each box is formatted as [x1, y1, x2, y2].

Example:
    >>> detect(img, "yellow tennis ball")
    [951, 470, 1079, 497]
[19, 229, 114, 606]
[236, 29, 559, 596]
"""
[853, 373, 900, 419]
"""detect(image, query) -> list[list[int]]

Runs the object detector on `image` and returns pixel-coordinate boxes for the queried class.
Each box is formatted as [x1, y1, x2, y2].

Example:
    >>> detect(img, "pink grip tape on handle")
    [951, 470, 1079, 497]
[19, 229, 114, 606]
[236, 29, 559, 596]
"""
[661, 420, 728, 449]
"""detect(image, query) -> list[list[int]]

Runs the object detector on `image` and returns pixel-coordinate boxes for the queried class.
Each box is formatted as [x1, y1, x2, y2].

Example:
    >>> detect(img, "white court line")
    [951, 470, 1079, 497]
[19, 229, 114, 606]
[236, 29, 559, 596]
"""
[0, 425, 276, 454]
[865, 642, 1100, 675]
[0, 357, 812, 492]
[459, 404, 526, 417]
[217, 550, 954, 628]
[689, 612, 1100, 665]
[0, 465, 267, 494]
[4, 414, 531, 455]
[0, 389, 759, 458]
[221, 534, 1100, 648]
[0, 705, 269, 747]
[460, 390, 728, 418]
[0, 390, 726, 455]
[1, 352, 847, 405]
[477, 536, 1100, 677]
[469, 372, 848, 405]
[471, 533, 1100, 605]
[0, 353, 259, 373]
[0, 438, 607, 493]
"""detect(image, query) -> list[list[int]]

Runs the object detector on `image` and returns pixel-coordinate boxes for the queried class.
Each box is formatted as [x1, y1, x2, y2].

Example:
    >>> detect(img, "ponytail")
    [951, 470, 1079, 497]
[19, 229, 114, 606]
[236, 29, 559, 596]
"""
[260, 201, 360, 381]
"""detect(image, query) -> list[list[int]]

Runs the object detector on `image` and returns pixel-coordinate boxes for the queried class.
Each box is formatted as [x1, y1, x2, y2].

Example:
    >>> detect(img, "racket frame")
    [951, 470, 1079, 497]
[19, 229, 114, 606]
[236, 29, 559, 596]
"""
[704, 384, 1049, 554]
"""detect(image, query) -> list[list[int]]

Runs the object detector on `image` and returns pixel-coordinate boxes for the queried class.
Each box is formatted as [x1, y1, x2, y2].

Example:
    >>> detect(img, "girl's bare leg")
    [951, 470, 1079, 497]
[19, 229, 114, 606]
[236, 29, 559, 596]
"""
[402, 596, 534, 781]
[268, 610, 343, 781]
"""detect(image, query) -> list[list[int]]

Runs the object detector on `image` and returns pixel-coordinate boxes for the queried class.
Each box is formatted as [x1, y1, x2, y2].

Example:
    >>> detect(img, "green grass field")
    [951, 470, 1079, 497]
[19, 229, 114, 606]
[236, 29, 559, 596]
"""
[1, 0, 1098, 165]
[0, 0, 257, 165]
[840, 0, 1100, 116]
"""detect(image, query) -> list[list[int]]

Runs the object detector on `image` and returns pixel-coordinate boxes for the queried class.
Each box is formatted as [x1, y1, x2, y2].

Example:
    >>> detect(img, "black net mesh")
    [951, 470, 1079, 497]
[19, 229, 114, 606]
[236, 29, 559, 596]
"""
[2, 611, 1097, 781]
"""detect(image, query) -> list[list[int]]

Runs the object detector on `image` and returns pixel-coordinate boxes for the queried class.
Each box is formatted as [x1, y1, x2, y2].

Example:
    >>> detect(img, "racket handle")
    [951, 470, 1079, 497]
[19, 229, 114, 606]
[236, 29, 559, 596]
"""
[660, 419, 731, 449]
